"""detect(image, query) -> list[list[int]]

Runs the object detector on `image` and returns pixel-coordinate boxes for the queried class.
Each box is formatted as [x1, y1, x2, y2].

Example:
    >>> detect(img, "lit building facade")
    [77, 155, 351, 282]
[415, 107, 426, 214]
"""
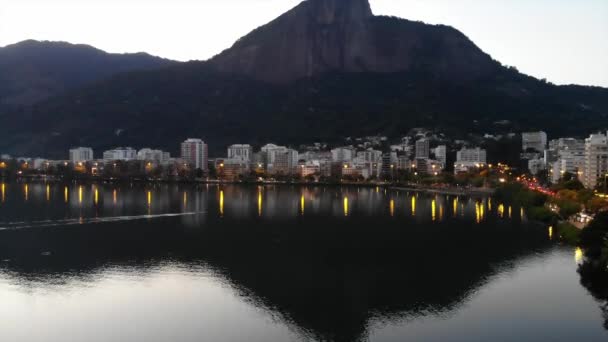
[228, 144, 253, 162]
[415, 139, 430, 159]
[583, 133, 608, 189]
[181, 139, 209, 171]
[103, 147, 137, 162]
[69, 147, 94, 163]
[454, 148, 487, 174]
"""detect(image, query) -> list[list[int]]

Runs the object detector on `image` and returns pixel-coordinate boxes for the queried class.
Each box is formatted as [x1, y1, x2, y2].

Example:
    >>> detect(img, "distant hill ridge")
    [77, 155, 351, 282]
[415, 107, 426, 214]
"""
[0, 40, 176, 106]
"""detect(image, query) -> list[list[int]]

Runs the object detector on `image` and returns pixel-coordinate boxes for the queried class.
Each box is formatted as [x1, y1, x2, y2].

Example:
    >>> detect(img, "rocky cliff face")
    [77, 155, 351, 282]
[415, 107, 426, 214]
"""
[210, 0, 498, 83]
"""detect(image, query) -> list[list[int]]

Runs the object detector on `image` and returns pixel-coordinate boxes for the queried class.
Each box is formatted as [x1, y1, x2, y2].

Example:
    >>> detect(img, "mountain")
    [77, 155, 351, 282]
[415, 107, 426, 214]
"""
[209, 0, 498, 83]
[1, 0, 607, 158]
[0, 40, 176, 106]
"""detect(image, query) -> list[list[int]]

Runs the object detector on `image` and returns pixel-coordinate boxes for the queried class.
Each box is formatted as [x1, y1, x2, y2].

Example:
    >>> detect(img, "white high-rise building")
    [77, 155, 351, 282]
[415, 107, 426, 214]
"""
[69, 147, 94, 163]
[181, 139, 209, 171]
[331, 147, 355, 163]
[137, 149, 171, 164]
[103, 147, 137, 162]
[356, 149, 382, 163]
[415, 139, 430, 159]
[227, 144, 253, 162]
[271, 149, 299, 174]
[457, 148, 487, 164]
[522, 131, 548, 152]
[583, 133, 608, 189]
[433, 145, 447, 166]
[261, 144, 289, 166]
[454, 148, 487, 173]
[546, 138, 585, 184]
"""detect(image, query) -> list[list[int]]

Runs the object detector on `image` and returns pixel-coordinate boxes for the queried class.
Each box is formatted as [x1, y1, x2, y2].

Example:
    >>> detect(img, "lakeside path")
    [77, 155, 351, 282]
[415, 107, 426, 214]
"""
[390, 186, 496, 197]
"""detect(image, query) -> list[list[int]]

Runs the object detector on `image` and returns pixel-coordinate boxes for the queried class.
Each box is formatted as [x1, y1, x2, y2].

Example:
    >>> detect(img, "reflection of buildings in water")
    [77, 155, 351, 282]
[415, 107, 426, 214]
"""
[0, 215, 555, 342]
[2, 185, 524, 227]
[181, 190, 207, 227]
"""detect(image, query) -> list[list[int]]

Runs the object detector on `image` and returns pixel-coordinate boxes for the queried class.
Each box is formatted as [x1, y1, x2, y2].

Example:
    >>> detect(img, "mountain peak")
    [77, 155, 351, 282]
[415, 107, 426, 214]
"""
[210, 0, 496, 83]
[304, 0, 373, 24]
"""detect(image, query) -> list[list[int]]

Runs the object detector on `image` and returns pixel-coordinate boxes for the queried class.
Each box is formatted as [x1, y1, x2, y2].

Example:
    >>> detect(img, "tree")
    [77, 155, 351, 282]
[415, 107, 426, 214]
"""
[580, 211, 608, 254]
[587, 197, 608, 214]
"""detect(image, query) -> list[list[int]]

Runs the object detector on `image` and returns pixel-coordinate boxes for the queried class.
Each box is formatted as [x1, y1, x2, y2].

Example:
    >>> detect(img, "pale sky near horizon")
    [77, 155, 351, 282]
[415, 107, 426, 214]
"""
[0, 0, 607, 87]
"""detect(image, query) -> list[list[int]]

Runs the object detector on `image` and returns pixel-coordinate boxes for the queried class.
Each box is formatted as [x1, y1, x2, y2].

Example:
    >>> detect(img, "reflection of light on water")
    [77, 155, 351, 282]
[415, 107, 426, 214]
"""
[64, 186, 69, 203]
[521, 207, 524, 220]
[376, 187, 379, 193]
[258, 188, 263, 217]
[94, 188, 99, 205]
[453, 197, 458, 216]
[575, 247, 584, 264]
[113, 190, 118, 205]
[301, 195, 305, 215]
[183, 191, 187, 206]
[78, 186, 83, 204]
[411, 196, 416, 217]
[1, 183, 5, 203]
[548, 226, 553, 240]
[343, 196, 349, 217]
[508, 206, 512, 219]
[488, 197, 492, 211]
[475, 202, 481, 224]
[219, 190, 224, 216]
[390, 199, 395, 217]
[24, 184, 29, 201]
[439, 204, 444, 221]
[147, 191, 152, 215]
[46, 184, 50, 202]
[498, 204, 505, 218]
[432, 199, 437, 221]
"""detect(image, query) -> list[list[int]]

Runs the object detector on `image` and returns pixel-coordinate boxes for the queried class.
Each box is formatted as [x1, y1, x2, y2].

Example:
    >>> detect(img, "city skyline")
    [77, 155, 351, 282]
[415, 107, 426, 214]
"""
[1, 0, 607, 87]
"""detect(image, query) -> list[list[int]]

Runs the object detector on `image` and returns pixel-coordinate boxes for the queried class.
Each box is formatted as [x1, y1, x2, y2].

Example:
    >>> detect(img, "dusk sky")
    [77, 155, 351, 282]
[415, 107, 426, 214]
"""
[1, 0, 607, 87]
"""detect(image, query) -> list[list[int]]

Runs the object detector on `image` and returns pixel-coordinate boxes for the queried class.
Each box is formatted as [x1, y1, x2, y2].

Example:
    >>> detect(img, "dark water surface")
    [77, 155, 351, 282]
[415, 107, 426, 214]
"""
[0, 183, 606, 342]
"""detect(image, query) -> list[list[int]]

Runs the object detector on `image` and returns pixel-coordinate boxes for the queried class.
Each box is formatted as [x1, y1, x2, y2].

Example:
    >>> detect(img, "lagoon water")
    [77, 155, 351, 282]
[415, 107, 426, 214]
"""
[0, 183, 606, 342]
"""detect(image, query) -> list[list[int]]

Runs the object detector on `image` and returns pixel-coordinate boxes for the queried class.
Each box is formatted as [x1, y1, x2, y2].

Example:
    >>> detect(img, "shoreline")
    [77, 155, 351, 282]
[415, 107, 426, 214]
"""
[2, 176, 497, 196]
[390, 186, 495, 197]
